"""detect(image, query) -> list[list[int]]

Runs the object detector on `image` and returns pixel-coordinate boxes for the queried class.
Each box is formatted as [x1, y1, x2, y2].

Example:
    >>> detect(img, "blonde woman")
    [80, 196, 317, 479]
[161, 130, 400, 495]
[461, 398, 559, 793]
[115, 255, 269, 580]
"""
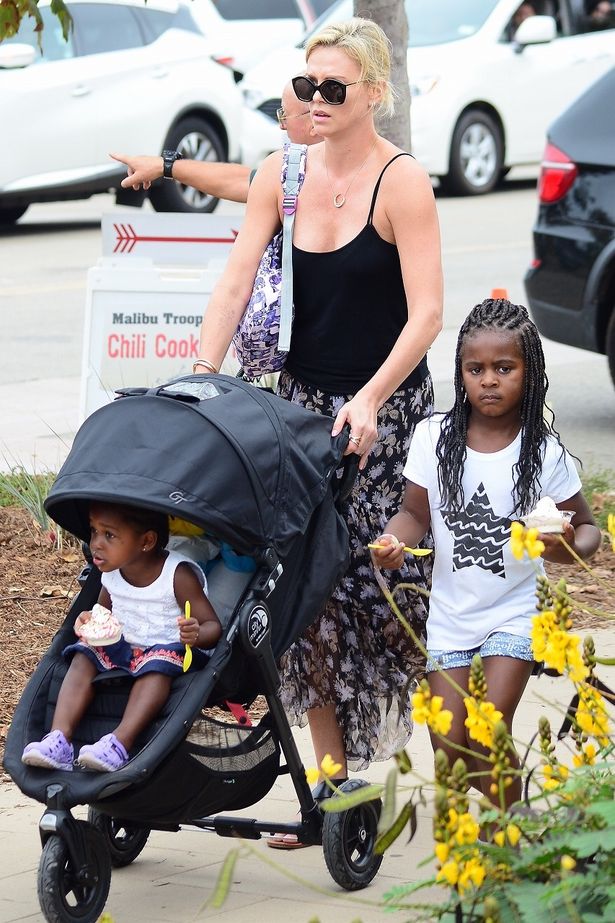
[195, 18, 443, 840]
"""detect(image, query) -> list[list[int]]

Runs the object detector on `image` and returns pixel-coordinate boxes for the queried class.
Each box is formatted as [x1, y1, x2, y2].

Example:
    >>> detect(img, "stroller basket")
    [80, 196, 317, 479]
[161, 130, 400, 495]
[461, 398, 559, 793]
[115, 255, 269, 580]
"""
[90, 715, 281, 826]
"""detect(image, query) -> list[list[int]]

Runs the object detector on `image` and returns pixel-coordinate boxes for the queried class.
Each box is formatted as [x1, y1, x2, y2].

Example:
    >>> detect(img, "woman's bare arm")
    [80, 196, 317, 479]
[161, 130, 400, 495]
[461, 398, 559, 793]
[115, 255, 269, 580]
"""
[196, 152, 284, 370]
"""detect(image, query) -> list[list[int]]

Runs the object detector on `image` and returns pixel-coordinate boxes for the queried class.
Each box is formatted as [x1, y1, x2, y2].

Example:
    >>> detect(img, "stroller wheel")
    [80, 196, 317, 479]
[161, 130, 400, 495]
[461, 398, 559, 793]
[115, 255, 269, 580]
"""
[37, 820, 111, 923]
[322, 779, 383, 891]
[88, 807, 151, 867]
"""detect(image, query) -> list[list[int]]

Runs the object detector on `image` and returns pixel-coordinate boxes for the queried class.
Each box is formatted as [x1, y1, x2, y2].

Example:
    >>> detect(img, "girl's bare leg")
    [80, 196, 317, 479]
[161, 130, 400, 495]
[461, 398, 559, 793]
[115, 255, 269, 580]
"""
[113, 673, 173, 751]
[427, 667, 488, 789]
[481, 656, 534, 807]
[52, 653, 98, 740]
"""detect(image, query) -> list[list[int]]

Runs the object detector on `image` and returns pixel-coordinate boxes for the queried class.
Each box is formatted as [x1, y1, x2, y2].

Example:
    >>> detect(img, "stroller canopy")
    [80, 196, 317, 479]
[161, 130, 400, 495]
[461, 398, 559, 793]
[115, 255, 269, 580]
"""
[45, 375, 349, 559]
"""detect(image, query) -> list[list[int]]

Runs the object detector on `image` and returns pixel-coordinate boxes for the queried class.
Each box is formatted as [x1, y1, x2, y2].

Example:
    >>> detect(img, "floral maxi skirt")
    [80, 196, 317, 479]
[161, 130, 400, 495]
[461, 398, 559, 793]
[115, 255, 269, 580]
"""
[277, 370, 434, 771]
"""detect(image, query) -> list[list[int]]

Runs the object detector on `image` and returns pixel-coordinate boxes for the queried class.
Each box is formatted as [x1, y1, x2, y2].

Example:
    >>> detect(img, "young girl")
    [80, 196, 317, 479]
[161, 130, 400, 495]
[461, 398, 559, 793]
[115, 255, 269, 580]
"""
[372, 298, 601, 805]
[22, 501, 221, 773]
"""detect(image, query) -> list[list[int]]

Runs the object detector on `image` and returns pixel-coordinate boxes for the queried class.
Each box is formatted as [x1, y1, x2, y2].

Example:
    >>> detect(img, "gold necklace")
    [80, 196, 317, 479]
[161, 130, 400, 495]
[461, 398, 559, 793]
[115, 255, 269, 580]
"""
[324, 139, 378, 208]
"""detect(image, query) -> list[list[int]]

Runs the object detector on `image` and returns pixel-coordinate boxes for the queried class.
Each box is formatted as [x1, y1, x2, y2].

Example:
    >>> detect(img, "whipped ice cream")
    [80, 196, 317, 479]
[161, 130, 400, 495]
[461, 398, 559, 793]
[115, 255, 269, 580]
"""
[80, 604, 122, 647]
[524, 497, 565, 534]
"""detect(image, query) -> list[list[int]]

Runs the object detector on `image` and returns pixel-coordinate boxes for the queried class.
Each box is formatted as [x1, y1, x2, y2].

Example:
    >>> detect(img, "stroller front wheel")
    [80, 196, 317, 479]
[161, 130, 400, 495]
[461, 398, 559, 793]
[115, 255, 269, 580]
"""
[37, 820, 111, 923]
[322, 779, 383, 891]
[88, 806, 151, 867]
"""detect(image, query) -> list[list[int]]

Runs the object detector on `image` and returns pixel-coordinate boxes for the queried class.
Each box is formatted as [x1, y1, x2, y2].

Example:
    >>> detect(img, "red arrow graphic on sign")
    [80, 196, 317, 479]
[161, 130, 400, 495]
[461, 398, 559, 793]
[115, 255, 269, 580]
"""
[113, 224, 239, 254]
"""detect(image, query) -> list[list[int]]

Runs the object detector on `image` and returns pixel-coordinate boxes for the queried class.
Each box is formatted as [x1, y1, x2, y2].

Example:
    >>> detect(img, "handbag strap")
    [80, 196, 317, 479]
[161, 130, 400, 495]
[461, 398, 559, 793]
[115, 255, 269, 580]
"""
[279, 142, 307, 352]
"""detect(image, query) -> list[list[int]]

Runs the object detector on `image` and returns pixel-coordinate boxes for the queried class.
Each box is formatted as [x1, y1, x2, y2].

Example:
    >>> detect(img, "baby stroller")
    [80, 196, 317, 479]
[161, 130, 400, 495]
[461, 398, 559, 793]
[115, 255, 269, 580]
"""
[4, 375, 384, 923]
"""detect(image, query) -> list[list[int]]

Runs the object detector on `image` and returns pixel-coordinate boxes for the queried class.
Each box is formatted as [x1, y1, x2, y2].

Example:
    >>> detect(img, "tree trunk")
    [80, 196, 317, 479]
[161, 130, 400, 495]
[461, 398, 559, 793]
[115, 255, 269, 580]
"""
[353, 0, 410, 150]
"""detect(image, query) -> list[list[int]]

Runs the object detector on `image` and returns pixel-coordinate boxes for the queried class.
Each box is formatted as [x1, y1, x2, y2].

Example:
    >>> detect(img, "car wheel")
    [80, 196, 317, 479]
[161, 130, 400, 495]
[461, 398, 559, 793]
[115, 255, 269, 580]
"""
[149, 117, 226, 215]
[606, 307, 615, 389]
[442, 110, 503, 196]
[0, 205, 28, 225]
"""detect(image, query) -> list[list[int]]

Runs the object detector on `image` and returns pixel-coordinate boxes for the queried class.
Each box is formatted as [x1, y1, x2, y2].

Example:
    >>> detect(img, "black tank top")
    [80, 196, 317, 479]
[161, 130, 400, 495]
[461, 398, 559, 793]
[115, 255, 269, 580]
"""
[285, 152, 429, 394]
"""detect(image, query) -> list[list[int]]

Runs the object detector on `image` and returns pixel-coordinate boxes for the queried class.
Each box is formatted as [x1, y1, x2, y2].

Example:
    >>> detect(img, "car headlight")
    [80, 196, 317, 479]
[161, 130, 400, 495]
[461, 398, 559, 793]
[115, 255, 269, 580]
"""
[410, 75, 440, 97]
[242, 87, 266, 109]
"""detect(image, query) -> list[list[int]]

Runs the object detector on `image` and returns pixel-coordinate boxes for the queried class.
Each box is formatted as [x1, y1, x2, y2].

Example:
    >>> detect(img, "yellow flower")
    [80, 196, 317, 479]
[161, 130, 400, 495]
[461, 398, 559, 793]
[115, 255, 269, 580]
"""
[411, 688, 430, 724]
[464, 697, 503, 748]
[572, 742, 597, 767]
[437, 859, 459, 887]
[510, 521, 526, 560]
[561, 855, 576, 871]
[510, 521, 545, 560]
[608, 513, 615, 552]
[411, 686, 453, 736]
[493, 831, 506, 847]
[454, 812, 480, 846]
[542, 763, 569, 791]
[305, 766, 320, 787]
[320, 754, 343, 778]
[506, 823, 521, 847]
[576, 684, 611, 745]
[434, 841, 450, 864]
[457, 855, 487, 893]
[531, 610, 558, 662]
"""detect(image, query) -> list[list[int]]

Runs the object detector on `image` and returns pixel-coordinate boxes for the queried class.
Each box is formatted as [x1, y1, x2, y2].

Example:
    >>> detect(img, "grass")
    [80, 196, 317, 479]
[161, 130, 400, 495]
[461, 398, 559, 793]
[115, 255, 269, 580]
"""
[580, 467, 615, 530]
[0, 467, 68, 550]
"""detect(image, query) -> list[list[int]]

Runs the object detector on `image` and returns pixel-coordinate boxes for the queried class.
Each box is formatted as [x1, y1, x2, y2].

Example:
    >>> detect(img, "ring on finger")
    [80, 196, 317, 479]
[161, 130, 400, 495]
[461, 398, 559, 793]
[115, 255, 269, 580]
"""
[349, 433, 361, 446]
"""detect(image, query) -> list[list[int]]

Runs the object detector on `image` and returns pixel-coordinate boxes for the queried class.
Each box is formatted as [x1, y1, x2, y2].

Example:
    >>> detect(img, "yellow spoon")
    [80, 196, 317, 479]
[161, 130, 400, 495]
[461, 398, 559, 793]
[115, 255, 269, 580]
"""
[182, 600, 192, 673]
[368, 543, 433, 556]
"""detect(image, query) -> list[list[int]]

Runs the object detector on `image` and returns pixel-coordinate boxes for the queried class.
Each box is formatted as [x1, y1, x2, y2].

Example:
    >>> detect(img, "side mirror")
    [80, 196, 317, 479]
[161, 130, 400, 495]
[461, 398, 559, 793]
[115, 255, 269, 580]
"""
[514, 15, 557, 49]
[0, 43, 36, 69]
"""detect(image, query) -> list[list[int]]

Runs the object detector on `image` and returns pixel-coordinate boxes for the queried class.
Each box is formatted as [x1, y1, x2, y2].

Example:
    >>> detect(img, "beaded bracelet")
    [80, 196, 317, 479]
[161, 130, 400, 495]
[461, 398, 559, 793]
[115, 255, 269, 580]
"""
[192, 358, 218, 374]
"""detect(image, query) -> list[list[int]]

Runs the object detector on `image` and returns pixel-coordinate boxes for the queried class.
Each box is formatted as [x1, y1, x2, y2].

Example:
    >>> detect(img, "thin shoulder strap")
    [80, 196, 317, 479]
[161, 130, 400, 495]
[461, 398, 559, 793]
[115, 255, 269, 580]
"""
[367, 152, 412, 225]
[279, 142, 307, 352]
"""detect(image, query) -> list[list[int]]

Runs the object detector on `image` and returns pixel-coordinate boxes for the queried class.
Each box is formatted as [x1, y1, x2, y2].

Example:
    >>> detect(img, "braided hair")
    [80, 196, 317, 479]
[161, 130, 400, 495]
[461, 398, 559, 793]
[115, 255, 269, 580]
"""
[435, 298, 568, 517]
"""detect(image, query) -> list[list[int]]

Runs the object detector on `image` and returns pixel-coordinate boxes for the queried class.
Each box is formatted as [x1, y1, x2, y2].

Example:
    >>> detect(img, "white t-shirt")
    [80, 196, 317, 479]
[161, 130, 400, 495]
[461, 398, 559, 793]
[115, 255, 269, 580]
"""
[403, 416, 581, 651]
[102, 550, 206, 648]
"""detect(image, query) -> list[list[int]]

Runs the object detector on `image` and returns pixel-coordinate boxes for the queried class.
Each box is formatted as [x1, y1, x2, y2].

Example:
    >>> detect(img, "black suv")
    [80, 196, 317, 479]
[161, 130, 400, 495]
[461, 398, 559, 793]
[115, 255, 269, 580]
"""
[524, 65, 615, 388]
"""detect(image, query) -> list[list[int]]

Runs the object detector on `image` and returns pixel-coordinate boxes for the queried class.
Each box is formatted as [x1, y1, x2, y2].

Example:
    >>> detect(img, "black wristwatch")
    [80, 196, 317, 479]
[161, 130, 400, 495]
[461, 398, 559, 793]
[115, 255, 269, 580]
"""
[162, 149, 183, 179]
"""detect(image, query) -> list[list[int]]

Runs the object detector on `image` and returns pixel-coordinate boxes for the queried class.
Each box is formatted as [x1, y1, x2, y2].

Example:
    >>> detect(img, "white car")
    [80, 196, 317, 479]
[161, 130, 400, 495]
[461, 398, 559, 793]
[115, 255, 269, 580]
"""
[0, 0, 244, 224]
[239, 0, 615, 195]
[190, 0, 336, 78]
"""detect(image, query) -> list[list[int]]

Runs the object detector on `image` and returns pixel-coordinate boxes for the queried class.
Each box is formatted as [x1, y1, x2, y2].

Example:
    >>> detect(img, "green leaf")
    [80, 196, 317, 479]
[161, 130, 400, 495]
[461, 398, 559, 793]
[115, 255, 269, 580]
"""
[49, 0, 72, 40]
[375, 799, 415, 854]
[394, 748, 413, 774]
[585, 800, 615, 827]
[319, 783, 383, 812]
[504, 881, 548, 921]
[377, 766, 398, 836]
[208, 848, 239, 908]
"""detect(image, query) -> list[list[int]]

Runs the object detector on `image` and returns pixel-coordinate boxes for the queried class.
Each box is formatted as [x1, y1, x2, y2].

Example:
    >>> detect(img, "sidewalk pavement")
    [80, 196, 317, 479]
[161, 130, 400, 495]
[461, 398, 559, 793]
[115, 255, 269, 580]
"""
[1, 626, 613, 923]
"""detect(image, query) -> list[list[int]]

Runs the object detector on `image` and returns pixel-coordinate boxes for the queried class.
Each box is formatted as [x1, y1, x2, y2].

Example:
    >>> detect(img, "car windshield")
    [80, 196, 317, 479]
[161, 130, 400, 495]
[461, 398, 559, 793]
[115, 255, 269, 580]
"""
[302, 0, 501, 47]
[212, 0, 301, 19]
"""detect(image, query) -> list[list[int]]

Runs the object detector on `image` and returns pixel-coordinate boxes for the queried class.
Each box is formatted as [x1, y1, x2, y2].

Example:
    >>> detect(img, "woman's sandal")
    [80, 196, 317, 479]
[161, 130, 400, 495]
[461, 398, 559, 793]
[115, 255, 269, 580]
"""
[266, 779, 348, 850]
[266, 832, 311, 849]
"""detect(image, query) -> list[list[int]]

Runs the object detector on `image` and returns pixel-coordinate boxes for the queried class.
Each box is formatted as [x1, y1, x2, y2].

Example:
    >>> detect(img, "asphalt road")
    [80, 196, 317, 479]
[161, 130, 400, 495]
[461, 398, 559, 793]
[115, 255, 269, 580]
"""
[0, 172, 613, 473]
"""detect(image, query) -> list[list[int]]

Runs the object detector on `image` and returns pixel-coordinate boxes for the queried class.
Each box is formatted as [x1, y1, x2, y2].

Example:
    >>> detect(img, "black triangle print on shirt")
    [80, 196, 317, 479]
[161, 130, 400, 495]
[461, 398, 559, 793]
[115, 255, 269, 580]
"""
[441, 482, 512, 578]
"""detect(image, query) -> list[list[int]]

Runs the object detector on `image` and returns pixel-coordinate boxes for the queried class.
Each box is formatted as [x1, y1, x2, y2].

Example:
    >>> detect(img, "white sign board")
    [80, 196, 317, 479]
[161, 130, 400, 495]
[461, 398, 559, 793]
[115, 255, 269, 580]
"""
[82, 212, 245, 419]
[80, 259, 238, 420]
[101, 212, 240, 264]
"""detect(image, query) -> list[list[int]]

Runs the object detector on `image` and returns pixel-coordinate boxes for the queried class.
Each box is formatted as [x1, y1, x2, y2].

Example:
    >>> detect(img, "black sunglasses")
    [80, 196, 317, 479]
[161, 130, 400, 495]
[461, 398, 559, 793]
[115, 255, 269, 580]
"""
[292, 74, 364, 106]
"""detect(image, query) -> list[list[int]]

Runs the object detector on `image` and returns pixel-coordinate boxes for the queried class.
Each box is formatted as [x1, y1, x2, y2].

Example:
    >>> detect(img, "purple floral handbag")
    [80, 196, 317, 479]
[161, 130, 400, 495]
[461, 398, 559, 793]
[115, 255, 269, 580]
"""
[232, 143, 307, 380]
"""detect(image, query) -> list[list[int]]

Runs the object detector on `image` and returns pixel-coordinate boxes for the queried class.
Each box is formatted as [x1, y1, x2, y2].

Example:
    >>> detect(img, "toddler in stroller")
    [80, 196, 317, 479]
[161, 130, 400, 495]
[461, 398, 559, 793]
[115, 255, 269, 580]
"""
[4, 375, 384, 923]
[22, 500, 222, 773]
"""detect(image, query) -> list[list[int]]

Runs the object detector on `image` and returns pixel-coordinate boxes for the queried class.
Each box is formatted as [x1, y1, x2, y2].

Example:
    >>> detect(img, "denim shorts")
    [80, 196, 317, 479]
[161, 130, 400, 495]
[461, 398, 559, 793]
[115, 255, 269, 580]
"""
[426, 632, 533, 673]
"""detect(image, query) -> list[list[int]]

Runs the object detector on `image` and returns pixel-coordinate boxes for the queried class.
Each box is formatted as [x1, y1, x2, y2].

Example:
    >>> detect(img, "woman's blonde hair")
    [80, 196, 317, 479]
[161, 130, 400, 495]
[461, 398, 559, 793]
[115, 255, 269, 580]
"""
[305, 17, 395, 118]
